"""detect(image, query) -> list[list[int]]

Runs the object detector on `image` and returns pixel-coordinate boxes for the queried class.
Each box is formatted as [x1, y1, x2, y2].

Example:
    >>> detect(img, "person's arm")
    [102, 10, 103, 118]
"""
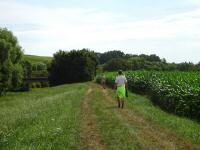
[125, 76, 128, 89]
[125, 82, 128, 89]
[114, 77, 118, 89]
[114, 83, 117, 90]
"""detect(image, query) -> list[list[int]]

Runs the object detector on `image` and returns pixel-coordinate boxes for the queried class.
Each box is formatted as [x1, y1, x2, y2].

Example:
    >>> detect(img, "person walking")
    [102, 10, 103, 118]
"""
[101, 74, 106, 89]
[114, 70, 128, 109]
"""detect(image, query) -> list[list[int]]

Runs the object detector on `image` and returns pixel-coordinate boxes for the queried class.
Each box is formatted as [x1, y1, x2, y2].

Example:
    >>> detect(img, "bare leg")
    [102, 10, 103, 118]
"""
[121, 100, 124, 109]
[101, 82, 104, 88]
[103, 82, 106, 89]
[117, 97, 120, 108]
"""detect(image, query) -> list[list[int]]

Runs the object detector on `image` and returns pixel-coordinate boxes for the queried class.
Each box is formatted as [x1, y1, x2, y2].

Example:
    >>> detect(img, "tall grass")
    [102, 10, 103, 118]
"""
[0, 83, 87, 150]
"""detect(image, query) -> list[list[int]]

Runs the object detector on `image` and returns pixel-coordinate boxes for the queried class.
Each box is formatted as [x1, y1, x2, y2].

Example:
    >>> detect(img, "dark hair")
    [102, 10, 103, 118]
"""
[118, 70, 123, 75]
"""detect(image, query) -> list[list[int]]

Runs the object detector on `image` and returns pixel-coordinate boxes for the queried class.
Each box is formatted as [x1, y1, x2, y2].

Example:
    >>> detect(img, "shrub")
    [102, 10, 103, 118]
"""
[30, 82, 36, 89]
[49, 49, 98, 85]
[35, 82, 42, 88]
[41, 81, 49, 87]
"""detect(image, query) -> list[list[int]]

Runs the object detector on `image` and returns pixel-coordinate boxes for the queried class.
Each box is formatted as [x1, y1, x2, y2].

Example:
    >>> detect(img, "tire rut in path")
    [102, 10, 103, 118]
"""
[95, 83, 199, 150]
[81, 87, 105, 150]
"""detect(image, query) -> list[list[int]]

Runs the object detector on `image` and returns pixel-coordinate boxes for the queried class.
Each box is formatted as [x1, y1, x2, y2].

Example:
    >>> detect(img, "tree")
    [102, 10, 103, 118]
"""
[99, 50, 125, 64]
[147, 54, 161, 62]
[139, 54, 161, 62]
[165, 63, 177, 71]
[0, 28, 23, 95]
[22, 60, 32, 78]
[49, 49, 98, 85]
[177, 62, 195, 71]
[127, 57, 145, 70]
[195, 62, 200, 71]
[103, 58, 130, 71]
[31, 62, 47, 72]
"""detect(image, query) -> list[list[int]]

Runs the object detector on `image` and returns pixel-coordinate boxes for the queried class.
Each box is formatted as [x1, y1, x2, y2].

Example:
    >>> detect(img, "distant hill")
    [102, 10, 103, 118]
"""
[23, 55, 52, 64]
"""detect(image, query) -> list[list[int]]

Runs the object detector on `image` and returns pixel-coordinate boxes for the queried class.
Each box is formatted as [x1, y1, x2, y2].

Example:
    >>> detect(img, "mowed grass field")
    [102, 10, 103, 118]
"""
[23, 55, 52, 63]
[0, 82, 200, 150]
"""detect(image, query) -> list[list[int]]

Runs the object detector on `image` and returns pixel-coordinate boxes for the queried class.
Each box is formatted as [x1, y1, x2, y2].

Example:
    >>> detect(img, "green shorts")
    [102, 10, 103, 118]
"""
[116, 85, 126, 99]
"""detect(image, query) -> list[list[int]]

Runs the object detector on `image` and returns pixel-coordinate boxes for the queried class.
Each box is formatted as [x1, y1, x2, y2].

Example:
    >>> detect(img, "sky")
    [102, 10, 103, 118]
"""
[0, 0, 200, 63]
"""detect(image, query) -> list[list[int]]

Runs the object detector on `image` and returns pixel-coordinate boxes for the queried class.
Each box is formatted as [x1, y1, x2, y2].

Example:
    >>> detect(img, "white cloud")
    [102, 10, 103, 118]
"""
[185, 0, 200, 5]
[0, 0, 200, 62]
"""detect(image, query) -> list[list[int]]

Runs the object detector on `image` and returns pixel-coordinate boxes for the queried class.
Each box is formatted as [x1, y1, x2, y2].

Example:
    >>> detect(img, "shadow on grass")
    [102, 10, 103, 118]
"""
[105, 106, 118, 109]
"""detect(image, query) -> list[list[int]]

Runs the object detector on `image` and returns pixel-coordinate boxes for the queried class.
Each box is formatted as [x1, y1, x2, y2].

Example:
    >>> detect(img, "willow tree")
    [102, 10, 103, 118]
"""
[0, 28, 23, 95]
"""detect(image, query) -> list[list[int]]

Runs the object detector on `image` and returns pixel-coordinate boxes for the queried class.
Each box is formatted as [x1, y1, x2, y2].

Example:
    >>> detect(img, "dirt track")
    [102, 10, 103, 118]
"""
[81, 87, 105, 150]
[81, 83, 200, 150]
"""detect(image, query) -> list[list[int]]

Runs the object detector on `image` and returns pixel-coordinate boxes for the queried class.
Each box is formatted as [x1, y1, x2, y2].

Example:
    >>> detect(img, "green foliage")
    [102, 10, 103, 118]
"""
[41, 81, 49, 87]
[139, 54, 161, 62]
[127, 57, 145, 70]
[22, 55, 51, 78]
[99, 51, 200, 72]
[100, 51, 173, 71]
[11, 64, 23, 90]
[31, 62, 48, 78]
[29, 82, 36, 88]
[35, 82, 42, 88]
[49, 49, 98, 85]
[98, 51, 163, 65]
[29, 81, 49, 89]
[103, 58, 130, 71]
[177, 62, 196, 71]
[165, 63, 177, 71]
[99, 50, 125, 64]
[32, 62, 47, 71]
[0, 28, 23, 95]
[196, 62, 200, 71]
[103, 57, 168, 71]
[21, 61, 32, 78]
[98, 71, 200, 121]
[31, 70, 48, 78]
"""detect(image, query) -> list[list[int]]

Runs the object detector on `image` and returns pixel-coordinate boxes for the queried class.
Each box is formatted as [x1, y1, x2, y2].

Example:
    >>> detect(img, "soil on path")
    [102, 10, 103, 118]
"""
[81, 87, 106, 150]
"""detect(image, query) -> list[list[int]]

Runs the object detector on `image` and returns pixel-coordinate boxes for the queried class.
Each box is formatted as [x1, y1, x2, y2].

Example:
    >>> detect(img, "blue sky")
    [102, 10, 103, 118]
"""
[0, 0, 200, 63]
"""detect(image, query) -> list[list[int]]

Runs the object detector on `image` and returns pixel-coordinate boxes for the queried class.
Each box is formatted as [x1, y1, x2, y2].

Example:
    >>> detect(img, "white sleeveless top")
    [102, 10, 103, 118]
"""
[115, 75, 127, 86]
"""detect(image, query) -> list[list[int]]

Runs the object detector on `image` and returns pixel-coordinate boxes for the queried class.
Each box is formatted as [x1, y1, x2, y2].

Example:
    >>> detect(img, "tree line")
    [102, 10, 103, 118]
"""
[1, 28, 200, 95]
[98, 50, 200, 72]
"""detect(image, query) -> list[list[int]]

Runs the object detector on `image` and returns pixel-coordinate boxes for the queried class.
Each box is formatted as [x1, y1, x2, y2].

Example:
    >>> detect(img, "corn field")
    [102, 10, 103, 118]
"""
[97, 71, 200, 121]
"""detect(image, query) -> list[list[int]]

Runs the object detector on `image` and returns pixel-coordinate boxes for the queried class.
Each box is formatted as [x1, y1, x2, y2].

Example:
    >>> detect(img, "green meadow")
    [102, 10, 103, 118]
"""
[0, 82, 200, 150]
